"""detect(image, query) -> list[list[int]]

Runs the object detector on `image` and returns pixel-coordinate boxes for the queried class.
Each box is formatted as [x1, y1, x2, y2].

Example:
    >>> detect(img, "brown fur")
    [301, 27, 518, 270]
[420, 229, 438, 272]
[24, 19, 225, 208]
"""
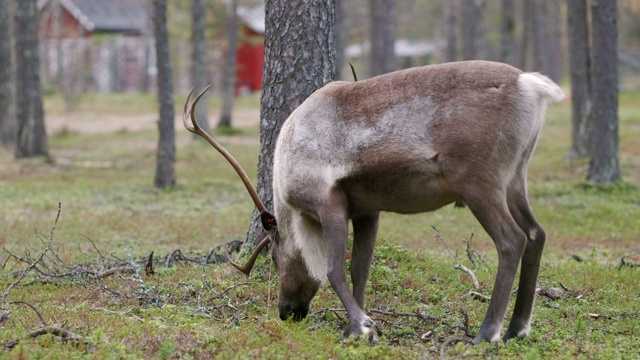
[224, 61, 564, 343]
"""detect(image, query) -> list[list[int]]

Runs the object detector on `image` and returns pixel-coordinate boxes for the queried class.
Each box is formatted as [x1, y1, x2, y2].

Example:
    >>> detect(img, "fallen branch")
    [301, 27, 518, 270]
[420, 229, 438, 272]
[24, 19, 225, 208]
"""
[91, 266, 137, 279]
[432, 226, 458, 262]
[1, 203, 60, 324]
[24, 264, 136, 281]
[462, 291, 491, 302]
[145, 252, 155, 276]
[10, 301, 47, 326]
[455, 263, 491, 303]
[455, 264, 480, 291]
[618, 253, 640, 269]
[440, 337, 473, 360]
[90, 307, 133, 316]
[215, 282, 251, 298]
[537, 287, 563, 300]
[206, 239, 243, 264]
[310, 307, 347, 321]
[5, 326, 95, 351]
[368, 308, 438, 324]
[458, 310, 474, 338]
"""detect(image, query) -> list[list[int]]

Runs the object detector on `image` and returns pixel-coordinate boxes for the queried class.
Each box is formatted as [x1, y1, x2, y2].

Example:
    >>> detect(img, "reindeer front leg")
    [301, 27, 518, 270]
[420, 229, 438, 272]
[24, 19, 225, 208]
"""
[321, 192, 378, 342]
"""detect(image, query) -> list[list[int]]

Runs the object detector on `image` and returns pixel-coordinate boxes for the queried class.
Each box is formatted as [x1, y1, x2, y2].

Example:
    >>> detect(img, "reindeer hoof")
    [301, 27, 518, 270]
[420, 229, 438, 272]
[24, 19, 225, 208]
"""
[502, 325, 530, 342]
[344, 317, 379, 344]
[473, 331, 501, 345]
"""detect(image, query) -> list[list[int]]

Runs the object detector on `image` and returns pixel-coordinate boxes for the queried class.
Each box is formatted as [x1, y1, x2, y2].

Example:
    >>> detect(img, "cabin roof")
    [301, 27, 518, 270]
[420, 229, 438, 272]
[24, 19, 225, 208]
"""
[39, 0, 147, 33]
[237, 5, 265, 34]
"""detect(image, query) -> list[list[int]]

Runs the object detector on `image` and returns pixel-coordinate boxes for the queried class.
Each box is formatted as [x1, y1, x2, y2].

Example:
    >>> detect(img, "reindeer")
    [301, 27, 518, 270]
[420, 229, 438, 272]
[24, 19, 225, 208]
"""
[183, 60, 565, 344]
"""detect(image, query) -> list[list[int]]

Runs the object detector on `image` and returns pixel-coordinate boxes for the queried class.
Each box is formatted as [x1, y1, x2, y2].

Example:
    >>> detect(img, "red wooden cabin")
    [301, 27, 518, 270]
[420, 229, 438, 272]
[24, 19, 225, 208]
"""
[236, 6, 265, 94]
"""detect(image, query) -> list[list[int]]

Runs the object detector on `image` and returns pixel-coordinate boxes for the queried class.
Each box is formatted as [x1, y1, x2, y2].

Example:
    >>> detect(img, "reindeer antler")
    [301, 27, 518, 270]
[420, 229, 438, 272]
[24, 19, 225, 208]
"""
[184, 86, 275, 275]
[227, 235, 272, 275]
[184, 86, 270, 214]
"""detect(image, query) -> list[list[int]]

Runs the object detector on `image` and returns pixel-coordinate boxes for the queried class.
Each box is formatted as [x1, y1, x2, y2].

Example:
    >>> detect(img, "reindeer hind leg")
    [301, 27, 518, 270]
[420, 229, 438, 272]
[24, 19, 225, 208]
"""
[460, 189, 527, 344]
[503, 177, 546, 341]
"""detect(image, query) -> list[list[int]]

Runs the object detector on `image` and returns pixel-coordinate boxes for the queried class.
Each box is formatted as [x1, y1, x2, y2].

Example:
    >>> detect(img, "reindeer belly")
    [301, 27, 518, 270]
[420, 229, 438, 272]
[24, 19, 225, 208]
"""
[340, 163, 459, 215]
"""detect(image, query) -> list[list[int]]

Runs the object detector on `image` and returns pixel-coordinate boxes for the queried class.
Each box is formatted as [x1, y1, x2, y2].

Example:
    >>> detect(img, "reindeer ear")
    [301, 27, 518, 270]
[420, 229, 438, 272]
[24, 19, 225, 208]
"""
[260, 211, 277, 231]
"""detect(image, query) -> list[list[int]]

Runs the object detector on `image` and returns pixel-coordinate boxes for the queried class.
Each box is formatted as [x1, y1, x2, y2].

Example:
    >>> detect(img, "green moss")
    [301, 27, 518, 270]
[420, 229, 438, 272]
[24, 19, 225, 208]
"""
[0, 90, 639, 359]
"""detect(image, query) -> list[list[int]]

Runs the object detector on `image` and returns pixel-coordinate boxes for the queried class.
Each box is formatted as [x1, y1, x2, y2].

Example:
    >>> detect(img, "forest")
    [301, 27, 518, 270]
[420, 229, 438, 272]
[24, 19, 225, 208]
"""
[0, 0, 639, 358]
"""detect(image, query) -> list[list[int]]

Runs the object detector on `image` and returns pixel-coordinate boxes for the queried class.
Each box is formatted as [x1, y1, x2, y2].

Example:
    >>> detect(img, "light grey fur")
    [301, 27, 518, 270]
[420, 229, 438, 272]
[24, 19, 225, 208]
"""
[267, 61, 564, 343]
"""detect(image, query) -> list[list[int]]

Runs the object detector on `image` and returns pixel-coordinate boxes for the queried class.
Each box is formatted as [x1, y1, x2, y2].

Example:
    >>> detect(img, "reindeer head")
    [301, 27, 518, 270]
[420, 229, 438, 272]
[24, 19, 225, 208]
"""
[183, 87, 320, 322]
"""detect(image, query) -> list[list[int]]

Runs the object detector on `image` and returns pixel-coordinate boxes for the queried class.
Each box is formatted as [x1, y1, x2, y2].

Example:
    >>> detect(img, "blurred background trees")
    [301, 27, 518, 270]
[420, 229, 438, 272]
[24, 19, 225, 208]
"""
[0, 0, 638, 182]
[218, 0, 237, 129]
[0, 0, 15, 146]
[152, 0, 176, 188]
[368, 0, 396, 76]
[588, 0, 621, 183]
[567, 0, 592, 159]
[190, 0, 211, 135]
[14, 0, 48, 158]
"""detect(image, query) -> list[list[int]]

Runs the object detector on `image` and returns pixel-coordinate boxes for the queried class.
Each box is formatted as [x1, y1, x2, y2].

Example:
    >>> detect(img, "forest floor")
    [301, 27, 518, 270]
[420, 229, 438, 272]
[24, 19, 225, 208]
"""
[0, 91, 638, 359]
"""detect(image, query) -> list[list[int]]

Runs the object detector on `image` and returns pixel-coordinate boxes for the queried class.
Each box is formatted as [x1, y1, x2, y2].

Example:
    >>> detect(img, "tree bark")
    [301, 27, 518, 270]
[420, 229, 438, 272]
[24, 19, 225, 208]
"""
[528, 0, 563, 81]
[547, 0, 563, 82]
[0, 0, 16, 145]
[531, 0, 548, 74]
[153, 0, 176, 188]
[218, 0, 237, 129]
[588, 0, 621, 184]
[519, 0, 533, 69]
[191, 0, 210, 134]
[499, 0, 516, 65]
[335, 0, 346, 79]
[369, 0, 397, 77]
[567, 0, 591, 158]
[245, 0, 335, 249]
[445, 0, 457, 62]
[14, 0, 48, 158]
[460, 0, 485, 60]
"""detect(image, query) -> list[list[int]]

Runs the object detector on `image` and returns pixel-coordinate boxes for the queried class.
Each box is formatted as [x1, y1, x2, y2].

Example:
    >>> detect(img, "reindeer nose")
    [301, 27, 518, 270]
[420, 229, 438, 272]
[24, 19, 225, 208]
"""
[279, 303, 309, 321]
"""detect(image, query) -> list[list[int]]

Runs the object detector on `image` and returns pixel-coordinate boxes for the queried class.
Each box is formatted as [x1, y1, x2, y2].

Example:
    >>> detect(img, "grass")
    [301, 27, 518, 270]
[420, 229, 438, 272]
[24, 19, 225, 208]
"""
[0, 91, 639, 359]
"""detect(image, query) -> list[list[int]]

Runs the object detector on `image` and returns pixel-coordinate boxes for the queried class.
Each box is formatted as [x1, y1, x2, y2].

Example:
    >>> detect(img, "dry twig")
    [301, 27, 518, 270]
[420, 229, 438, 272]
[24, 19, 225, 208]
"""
[10, 301, 47, 326]
[5, 326, 95, 351]
[440, 337, 473, 360]
[368, 308, 438, 324]
[454, 264, 480, 291]
[432, 225, 458, 262]
[1, 203, 60, 324]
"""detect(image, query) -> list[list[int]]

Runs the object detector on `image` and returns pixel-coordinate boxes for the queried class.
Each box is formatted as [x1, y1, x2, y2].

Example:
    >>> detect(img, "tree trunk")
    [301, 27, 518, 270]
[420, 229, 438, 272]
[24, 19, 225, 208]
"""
[14, 0, 48, 158]
[499, 0, 516, 65]
[245, 0, 335, 249]
[369, 0, 397, 77]
[0, 0, 16, 145]
[519, 0, 532, 69]
[567, 0, 591, 158]
[445, 0, 457, 62]
[460, 0, 485, 60]
[588, 0, 621, 184]
[218, 0, 237, 129]
[529, 0, 563, 81]
[531, 0, 548, 74]
[153, 0, 176, 188]
[335, 0, 346, 79]
[547, 0, 563, 82]
[191, 0, 210, 134]
[53, 0, 63, 88]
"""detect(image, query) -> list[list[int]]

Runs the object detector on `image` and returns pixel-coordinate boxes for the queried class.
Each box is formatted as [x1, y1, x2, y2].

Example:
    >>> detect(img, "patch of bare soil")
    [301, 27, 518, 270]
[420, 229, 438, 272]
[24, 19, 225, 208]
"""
[46, 108, 260, 137]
